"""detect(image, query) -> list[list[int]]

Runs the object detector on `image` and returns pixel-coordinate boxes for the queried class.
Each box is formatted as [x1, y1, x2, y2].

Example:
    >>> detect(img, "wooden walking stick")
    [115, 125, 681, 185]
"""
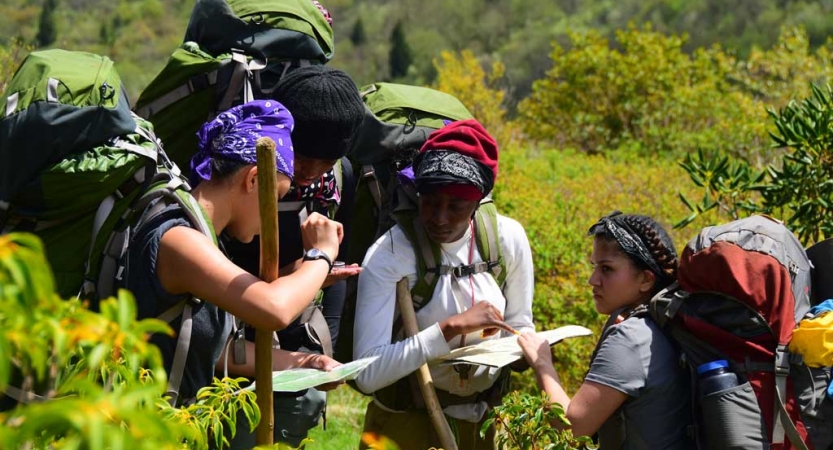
[396, 278, 459, 450]
[255, 137, 279, 445]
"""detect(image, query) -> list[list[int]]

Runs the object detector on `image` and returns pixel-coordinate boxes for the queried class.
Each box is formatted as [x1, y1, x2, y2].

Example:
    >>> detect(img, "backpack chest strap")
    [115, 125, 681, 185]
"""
[430, 261, 501, 278]
[409, 203, 505, 309]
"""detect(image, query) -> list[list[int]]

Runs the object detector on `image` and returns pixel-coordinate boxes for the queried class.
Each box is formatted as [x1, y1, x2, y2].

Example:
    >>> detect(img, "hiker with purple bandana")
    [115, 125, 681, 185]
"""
[122, 100, 345, 410]
[189, 100, 296, 187]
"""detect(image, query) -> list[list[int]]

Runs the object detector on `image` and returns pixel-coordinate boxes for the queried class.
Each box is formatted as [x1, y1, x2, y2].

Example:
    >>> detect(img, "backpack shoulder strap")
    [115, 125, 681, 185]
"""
[145, 182, 216, 407]
[396, 198, 508, 312]
[112, 171, 216, 407]
[397, 211, 443, 311]
[473, 199, 506, 288]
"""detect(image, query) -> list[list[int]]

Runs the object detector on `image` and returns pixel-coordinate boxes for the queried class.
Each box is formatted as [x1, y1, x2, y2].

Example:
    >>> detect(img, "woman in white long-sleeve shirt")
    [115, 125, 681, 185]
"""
[353, 119, 535, 450]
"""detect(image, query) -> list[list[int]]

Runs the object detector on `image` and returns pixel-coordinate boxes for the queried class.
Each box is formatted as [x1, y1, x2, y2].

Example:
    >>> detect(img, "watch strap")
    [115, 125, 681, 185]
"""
[304, 248, 333, 271]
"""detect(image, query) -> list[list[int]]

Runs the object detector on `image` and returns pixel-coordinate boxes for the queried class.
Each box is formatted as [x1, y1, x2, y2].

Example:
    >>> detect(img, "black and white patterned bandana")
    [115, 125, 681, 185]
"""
[412, 150, 494, 195]
[588, 212, 664, 278]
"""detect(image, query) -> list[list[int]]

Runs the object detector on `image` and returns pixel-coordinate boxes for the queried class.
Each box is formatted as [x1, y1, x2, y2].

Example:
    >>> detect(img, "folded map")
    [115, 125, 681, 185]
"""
[245, 355, 380, 393]
[433, 325, 593, 368]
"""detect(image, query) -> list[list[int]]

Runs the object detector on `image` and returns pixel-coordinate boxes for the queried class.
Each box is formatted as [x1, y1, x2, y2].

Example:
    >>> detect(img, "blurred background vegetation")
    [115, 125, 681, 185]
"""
[1, 0, 832, 106]
[2, 1, 833, 448]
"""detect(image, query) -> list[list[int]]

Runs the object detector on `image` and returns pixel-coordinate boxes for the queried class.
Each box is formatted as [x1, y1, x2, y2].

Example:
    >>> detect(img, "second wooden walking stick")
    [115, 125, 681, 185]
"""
[255, 137, 279, 445]
[396, 278, 459, 450]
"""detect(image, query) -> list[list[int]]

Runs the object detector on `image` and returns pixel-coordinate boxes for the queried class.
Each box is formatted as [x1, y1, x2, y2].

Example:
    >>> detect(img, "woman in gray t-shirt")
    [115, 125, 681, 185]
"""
[519, 212, 694, 449]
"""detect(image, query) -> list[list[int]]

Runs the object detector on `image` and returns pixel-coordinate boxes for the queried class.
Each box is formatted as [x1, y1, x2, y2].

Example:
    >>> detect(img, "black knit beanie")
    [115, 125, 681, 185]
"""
[272, 65, 365, 160]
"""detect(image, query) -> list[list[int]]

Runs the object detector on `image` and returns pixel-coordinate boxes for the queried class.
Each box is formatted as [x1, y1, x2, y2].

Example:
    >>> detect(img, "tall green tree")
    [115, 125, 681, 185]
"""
[35, 0, 57, 48]
[350, 18, 366, 46]
[388, 20, 412, 79]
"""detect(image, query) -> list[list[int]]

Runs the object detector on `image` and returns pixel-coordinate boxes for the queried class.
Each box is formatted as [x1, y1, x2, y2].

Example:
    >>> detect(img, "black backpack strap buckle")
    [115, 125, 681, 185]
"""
[452, 261, 491, 278]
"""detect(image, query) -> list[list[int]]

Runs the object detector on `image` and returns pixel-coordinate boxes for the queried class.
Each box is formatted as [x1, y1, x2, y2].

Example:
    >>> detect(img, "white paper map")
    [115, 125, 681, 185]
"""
[245, 356, 379, 393]
[434, 325, 593, 368]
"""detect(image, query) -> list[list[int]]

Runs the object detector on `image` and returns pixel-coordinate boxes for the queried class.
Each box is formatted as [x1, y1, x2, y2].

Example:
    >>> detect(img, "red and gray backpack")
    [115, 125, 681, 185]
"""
[646, 215, 832, 450]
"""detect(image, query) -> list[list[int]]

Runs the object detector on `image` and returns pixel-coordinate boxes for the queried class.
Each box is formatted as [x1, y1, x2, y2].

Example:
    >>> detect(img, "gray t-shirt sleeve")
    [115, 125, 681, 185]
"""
[585, 320, 649, 397]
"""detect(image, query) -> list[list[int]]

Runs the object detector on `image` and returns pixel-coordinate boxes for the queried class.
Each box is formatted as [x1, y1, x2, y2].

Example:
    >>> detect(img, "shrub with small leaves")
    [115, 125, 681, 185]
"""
[0, 233, 264, 449]
[482, 391, 593, 450]
[431, 49, 518, 148]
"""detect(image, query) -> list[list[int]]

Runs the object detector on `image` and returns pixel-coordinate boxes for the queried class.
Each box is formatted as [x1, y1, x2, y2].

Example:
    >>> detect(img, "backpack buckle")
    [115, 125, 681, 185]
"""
[452, 262, 489, 278]
[452, 264, 476, 278]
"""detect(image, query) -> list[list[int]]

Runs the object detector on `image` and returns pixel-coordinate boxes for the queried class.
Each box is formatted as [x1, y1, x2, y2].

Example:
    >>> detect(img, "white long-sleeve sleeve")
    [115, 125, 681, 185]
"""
[352, 225, 452, 394]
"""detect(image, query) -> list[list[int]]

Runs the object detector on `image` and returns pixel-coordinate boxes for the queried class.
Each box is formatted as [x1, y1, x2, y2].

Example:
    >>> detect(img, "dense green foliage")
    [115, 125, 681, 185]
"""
[518, 26, 832, 158]
[678, 84, 833, 244]
[3, 0, 833, 104]
[0, 233, 265, 449]
[328, 0, 833, 106]
[483, 391, 592, 450]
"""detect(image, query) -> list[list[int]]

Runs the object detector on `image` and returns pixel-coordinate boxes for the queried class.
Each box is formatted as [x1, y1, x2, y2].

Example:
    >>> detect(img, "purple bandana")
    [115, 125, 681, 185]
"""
[191, 100, 295, 186]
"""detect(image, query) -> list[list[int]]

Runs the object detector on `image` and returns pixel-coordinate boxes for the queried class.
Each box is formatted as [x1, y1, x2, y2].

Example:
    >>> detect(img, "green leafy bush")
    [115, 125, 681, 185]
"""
[483, 391, 593, 450]
[678, 84, 833, 244]
[431, 49, 516, 146]
[0, 233, 263, 449]
[517, 26, 831, 161]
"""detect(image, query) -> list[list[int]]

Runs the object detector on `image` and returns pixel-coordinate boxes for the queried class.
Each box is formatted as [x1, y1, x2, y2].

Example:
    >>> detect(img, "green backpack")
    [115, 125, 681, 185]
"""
[134, 0, 334, 173]
[336, 83, 507, 376]
[0, 50, 214, 406]
[0, 49, 136, 206]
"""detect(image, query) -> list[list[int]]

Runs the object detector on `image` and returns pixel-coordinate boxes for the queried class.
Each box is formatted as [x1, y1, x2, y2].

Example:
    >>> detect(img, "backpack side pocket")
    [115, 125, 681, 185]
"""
[700, 382, 770, 450]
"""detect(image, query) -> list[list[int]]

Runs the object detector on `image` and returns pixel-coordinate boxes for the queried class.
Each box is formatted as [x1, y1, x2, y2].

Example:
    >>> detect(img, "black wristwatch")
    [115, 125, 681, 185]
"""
[303, 248, 333, 271]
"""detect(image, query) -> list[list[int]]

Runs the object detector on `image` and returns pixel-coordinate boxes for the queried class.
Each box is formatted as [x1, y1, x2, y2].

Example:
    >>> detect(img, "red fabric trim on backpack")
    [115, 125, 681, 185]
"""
[678, 241, 797, 346]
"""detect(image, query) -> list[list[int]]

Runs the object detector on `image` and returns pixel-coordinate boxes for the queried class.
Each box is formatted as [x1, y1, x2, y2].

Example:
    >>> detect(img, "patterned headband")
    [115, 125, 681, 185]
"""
[413, 150, 494, 196]
[589, 212, 664, 278]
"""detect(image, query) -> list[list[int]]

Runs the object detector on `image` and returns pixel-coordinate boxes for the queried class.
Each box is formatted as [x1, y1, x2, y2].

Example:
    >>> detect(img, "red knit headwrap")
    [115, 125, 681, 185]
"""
[419, 119, 498, 181]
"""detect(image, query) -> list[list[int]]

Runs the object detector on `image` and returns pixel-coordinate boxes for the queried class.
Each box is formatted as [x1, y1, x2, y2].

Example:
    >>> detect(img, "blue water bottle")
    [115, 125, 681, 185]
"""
[697, 360, 739, 396]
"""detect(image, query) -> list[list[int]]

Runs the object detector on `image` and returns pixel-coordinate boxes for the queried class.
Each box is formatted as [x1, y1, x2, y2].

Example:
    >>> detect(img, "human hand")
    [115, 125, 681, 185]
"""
[441, 301, 516, 341]
[300, 212, 343, 261]
[302, 353, 344, 391]
[518, 332, 554, 372]
[322, 263, 362, 287]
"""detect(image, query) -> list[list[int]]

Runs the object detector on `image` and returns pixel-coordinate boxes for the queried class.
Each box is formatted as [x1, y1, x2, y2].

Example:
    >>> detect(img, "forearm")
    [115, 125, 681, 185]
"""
[354, 323, 450, 393]
[278, 258, 303, 277]
[217, 341, 316, 378]
[535, 365, 572, 430]
[244, 259, 329, 330]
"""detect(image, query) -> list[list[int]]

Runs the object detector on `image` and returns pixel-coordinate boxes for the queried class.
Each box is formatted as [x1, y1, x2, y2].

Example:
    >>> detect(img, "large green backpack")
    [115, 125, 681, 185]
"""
[336, 83, 507, 372]
[0, 50, 214, 406]
[0, 49, 154, 297]
[134, 0, 334, 173]
[0, 49, 136, 206]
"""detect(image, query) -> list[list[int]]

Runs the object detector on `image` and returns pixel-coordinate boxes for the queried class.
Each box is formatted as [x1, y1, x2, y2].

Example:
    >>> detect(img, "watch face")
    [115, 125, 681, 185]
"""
[303, 248, 332, 270]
